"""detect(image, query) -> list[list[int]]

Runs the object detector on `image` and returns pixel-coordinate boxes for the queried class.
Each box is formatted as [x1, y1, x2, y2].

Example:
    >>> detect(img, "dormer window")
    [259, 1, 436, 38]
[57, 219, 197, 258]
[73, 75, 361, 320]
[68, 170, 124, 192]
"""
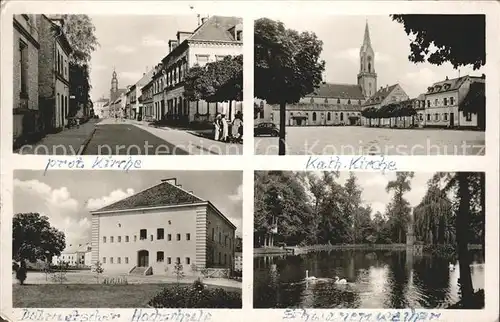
[337, 98, 340, 104]
[324, 98, 328, 103]
[236, 30, 243, 41]
[347, 99, 351, 105]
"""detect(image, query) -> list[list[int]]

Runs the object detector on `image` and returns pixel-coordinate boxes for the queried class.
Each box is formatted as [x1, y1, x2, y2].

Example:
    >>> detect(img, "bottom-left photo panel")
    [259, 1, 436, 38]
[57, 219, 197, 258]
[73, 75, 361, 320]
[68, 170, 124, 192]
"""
[12, 170, 243, 308]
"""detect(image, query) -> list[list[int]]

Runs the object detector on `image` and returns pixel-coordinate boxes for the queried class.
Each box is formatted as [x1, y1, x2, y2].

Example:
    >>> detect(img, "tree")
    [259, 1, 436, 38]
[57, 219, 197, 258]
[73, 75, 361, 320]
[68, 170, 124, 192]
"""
[254, 18, 325, 155]
[344, 173, 363, 243]
[184, 55, 243, 121]
[391, 15, 485, 70]
[92, 260, 104, 284]
[385, 172, 414, 243]
[13, 213, 66, 263]
[173, 261, 185, 286]
[60, 14, 99, 65]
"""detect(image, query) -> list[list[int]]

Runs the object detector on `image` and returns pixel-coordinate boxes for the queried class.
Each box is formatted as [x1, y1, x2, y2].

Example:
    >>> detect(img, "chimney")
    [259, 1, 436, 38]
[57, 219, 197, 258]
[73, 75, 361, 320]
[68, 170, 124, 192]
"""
[445, 76, 449, 80]
[168, 40, 178, 53]
[162, 178, 177, 186]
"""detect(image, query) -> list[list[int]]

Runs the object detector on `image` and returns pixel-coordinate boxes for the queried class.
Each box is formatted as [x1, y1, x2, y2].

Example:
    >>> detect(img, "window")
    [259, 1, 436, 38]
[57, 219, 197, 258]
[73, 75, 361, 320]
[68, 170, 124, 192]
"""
[103, 257, 106, 263]
[176, 233, 181, 241]
[435, 113, 440, 121]
[212, 228, 215, 241]
[324, 98, 328, 103]
[236, 30, 242, 41]
[103, 236, 106, 243]
[157, 228, 164, 240]
[168, 234, 172, 241]
[110, 236, 114, 243]
[117, 257, 121, 264]
[444, 113, 448, 121]
[118, 236, 121, 243]
[186, 233, 191, 241]
[327, 112, 331, 121]
[125, 236, 129, 242]
[219, 232, 221, 243]
[340, 112, 344, 121]
[434, 99, 438, 106]
[219, 252, 221, 264]
[358, 99, 361, 105]
[19, 40, 28, 95]
[150, 234, 153, 241]
[176, 257, 181, 264]
[466, 112, 472, 122]
[110, 257, 114, 264]
[167, 257, 172, 264]
[312, 112, 317, 121]
[224, 254, 227, 265]
[186, 257, 191, 265]
[196, 55, 209, 67]
[140, 229, 147, 240]
[348, 99, 351, 105]
[125, 257, 129, 264]
[157, 251, 164, 262]
[427, 100, 430, 108]
[310, 97, 314, 103]
[134, 235, 137, 242]
[444, 98, 448, 106]
[337, 98, 340, 104]
[427, 114, 431, 121]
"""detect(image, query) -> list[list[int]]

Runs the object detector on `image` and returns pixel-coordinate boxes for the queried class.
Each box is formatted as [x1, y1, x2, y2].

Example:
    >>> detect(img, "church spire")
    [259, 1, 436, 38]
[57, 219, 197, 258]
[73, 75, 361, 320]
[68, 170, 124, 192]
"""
[363, 20, 371, 47]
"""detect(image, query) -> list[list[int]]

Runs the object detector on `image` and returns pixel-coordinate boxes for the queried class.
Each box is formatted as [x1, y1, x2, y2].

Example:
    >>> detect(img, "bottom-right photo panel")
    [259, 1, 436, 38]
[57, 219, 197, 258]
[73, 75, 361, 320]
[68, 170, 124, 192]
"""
[253, 171, 485, 309]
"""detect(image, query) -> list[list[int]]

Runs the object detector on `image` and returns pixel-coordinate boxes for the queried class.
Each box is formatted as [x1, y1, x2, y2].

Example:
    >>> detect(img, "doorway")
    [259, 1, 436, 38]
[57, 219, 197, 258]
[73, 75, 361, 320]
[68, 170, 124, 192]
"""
[138, 250, 149, 267]
[450, 113, 454, 127]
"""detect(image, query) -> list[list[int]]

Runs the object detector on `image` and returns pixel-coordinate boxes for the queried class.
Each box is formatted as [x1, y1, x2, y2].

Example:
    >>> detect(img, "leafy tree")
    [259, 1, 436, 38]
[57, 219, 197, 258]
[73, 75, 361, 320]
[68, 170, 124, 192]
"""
[60, 14, 99, 65]
[344, 173, 363, 243]
[184, 55, 243, 121]
[174, 261, 185, 286]
[13, 213, 66, 262]
[385, 172, 414, 243]
[391, 15, 485, 70]
[254, 18, 325, 155]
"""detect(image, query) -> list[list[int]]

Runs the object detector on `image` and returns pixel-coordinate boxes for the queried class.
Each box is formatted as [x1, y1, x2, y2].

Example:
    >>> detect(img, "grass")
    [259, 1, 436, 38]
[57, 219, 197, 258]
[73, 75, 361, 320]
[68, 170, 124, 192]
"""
[13, 283, 241, 308]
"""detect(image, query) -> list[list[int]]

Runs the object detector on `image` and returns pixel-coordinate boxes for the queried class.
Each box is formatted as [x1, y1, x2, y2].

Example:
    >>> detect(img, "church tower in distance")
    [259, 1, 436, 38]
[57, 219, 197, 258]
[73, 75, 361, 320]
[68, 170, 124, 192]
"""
[357, 21, 377, 98]
[110, 68, 118, 102]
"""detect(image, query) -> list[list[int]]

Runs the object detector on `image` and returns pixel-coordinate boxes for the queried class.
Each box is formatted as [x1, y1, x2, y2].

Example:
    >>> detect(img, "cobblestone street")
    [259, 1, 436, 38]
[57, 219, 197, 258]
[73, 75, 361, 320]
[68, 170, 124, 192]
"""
[254, 126, 485, 155]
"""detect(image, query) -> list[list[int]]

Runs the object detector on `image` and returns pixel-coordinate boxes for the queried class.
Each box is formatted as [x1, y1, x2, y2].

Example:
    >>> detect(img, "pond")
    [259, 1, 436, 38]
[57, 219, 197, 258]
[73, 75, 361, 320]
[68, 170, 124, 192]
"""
[253, 249, 484, 308]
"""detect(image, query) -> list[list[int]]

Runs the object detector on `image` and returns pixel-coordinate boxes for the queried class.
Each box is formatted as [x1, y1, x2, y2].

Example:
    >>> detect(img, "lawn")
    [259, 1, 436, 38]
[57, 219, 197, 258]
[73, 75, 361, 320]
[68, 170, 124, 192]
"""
[13, 283, 242, 308]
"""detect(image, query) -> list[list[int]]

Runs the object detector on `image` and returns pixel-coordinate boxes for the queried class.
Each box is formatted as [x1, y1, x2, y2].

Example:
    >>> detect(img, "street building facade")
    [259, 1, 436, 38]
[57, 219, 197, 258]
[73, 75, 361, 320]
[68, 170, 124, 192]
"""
[93, 97, 108, 118]
[360, 84, 410, 126]
[13, 14, 40, 143]
[140, 78, 154, 121]
[52, 243, 92, 267]
[423, 75, 485, 129]
[90, 178, 237, 276]
[37, 15, 73, 132]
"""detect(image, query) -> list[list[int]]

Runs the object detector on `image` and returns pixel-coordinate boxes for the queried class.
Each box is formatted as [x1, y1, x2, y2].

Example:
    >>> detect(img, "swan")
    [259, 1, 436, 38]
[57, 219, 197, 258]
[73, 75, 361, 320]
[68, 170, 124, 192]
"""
[334, 276, 347, 284]
[305, 270, 317, 280]
[449, 262, 455, 271]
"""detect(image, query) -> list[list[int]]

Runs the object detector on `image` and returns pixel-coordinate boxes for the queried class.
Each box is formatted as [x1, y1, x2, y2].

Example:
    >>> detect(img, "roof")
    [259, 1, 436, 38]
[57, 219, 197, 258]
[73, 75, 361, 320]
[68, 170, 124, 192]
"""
[136, 69, 155, 87]
[93, 180, 205, 213]
[416, 93, 426, 101]
[460, 81, 485, 112]
[61, 244, 91, 254]
[190, 16, 242, 42]
[363, 84, 399, 106]
[426, 76, 470, 95]
[272, 103, 363, 112]
[306, 83, 365, 100]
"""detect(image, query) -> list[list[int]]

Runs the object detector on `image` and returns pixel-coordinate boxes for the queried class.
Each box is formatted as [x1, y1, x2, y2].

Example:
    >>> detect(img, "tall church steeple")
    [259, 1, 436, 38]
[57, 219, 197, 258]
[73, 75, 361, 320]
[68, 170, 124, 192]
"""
[357, 20, 377, 98]
[110, 67, 118, 101]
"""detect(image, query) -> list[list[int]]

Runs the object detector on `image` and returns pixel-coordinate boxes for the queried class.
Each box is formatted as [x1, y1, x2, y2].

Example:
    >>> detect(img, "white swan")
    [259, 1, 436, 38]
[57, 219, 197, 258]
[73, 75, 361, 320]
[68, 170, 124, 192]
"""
[334, 276, 347, 284]
[305, 270, 317, 280]
[449, 263, 455, 271]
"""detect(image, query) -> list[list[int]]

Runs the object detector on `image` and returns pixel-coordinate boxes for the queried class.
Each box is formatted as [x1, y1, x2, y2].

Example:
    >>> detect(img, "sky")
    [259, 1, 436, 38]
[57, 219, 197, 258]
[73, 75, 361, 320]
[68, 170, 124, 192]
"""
[88, 14, 200, 101]
[14, 170, 243, 249]
[262, 15, 484, 98]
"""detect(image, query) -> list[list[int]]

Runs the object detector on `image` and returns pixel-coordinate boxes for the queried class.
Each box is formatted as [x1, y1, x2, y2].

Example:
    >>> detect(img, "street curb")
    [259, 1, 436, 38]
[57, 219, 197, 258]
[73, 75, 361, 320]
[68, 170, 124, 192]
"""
[78, 128, 96, 155]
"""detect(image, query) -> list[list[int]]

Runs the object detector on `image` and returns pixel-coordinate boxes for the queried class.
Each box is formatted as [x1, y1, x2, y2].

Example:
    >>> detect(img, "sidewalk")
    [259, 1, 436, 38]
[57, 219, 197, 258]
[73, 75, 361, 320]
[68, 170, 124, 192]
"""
[16, 119, 98, 155]
[126, 120, 243, 155]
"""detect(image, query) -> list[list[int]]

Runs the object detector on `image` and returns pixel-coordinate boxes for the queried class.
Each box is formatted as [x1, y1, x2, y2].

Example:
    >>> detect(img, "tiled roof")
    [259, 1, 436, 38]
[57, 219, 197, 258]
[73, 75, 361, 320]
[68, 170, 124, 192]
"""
[460, 81, 485, 111]
[426, 76, 469, 94]
[272, 103, 363, 112]
[363, 84, 399, 106]
[136, 69, 155, 87]
[305, 83, 365, 100]
[93, 181, 205, 213]
[416, 93, 426, 101]
[190, 16, 242, 42]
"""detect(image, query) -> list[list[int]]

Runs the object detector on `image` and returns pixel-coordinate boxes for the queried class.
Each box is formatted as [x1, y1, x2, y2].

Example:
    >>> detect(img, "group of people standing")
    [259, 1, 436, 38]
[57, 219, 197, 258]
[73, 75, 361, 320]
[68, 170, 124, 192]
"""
[214, 112, 243, 143]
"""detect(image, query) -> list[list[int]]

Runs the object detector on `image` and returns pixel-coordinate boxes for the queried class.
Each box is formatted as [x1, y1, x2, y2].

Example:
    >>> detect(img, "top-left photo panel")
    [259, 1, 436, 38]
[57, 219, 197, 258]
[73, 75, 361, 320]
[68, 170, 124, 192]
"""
[13, 14, 244, 155]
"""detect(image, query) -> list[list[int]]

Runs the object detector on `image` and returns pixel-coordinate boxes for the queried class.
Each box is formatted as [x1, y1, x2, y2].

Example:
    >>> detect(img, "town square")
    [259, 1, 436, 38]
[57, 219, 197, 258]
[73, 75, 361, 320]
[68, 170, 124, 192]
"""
[14, 14, 243, 155]
[254, 15, 485, 155]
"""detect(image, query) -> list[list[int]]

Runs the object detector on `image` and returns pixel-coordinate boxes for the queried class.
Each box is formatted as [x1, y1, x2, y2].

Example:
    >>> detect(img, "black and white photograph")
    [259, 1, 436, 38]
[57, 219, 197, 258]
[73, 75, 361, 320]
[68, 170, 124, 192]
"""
[12, 170, 243, 308]
[13, 13, 243, 155]
[254, 171, 485, 309]
[254, 15, 486, 156]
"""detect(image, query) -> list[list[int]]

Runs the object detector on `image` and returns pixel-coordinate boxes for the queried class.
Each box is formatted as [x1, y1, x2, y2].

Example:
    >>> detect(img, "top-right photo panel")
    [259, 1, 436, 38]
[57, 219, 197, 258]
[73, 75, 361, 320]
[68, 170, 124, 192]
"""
[254, 15, 486, 156]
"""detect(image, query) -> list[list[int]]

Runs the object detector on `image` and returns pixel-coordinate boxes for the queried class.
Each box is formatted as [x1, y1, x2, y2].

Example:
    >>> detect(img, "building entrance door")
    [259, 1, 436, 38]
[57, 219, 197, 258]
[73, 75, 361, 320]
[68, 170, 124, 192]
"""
[138, 250, 149, 267]
[450, 113, 454, 127]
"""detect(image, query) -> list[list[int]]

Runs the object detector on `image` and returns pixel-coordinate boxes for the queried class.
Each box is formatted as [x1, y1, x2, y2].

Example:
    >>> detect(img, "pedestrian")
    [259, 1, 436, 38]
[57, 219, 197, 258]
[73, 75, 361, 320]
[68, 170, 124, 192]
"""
[16, 260, 27, 285]
[221, 114, 229, 142]
[214, 114, 221, 141]
[232, 112, 243, 143]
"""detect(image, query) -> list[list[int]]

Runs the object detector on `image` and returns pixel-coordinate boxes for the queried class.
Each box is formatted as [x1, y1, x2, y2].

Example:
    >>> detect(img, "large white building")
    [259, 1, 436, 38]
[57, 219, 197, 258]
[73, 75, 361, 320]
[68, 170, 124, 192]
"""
[90, 178, 237, 276]
[52, 243, 92, 267]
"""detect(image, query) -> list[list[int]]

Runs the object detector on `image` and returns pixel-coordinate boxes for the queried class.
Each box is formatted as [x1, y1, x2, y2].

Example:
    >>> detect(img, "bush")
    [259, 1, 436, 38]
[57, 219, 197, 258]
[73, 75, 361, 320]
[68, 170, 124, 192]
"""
[148, 280, 241, 308]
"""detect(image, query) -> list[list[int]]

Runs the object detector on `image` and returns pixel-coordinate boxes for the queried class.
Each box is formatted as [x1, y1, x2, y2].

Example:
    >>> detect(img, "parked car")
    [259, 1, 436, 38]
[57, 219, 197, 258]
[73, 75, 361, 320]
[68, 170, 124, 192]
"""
[254, 122, 280, 137]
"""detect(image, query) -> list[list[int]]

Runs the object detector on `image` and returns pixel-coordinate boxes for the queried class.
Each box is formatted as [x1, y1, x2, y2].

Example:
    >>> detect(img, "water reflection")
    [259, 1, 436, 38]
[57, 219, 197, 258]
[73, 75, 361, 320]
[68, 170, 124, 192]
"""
[253, 249, 484, 308]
